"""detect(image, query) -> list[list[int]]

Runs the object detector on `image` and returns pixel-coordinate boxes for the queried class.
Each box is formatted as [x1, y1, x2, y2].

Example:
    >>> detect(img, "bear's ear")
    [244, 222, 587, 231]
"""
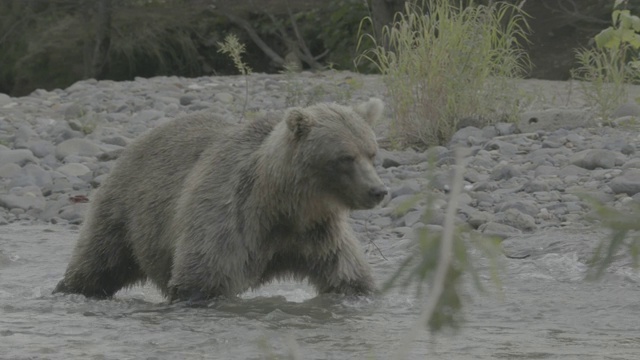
[354, 98, 384, 125]
[286, 108, 315, 138]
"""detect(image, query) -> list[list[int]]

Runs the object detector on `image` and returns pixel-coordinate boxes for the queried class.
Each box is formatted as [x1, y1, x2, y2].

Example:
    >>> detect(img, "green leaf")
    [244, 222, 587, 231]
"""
[631, 14, 640, 32]
[621, 30, 640, 49]
[614, 0, 625, 9]
[619, 10, 635, 30]
[595, 27, 621, 49]
[612, 9, 624, 26]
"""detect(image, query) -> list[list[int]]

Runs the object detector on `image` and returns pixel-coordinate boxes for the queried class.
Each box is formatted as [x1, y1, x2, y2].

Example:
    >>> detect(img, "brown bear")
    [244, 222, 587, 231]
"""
[54, 98, 387, 302]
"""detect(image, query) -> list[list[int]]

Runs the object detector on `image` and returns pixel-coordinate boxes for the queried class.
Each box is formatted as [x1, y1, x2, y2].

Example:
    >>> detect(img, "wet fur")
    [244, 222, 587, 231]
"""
[54, 99, 385, 301]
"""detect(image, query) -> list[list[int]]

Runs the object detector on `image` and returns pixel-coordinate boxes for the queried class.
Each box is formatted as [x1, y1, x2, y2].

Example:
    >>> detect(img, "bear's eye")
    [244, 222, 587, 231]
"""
[338, 155, 355, 164]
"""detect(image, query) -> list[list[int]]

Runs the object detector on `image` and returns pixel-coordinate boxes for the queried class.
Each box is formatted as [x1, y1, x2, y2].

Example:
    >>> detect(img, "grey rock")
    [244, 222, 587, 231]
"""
[0, 163, 21, 178]
[622, 158, 640, 169]
[521, 179, 550, 193]
[390, 181, 421, 198]
[58, 203, 88, 224]
[612, 102, 640, 118]
[28, 140, 55, 158]
[519, 109, 594, 133]
[133, 109, 164, 123]
[535, 165, 558, 177]
[215, 92, 234, 104]
[621, 144, 635, 156]
[0, 149, 38, 167]
[496, 208, 537, 231]
[450, 126, 485, 146]
[13, 125, 39, 149]
[481, 125, 499, 139]
[541, 139, 563, 149]
[495, 122, 518, 136]
[558, 164, 589, 177]
[478, 221, 522, 239]
[57, 163, 91, 177]
[0, 186, 46, 211]
[55, 138, 102, 160]
[64, 103, 86, 120]
[98, 148, 124, 161]
[402, 210, 423, 227]
[0, 93, 11, 106]
[8, 164, 53, 190]
[180, 95, 197, 106]
[498, 200, 539, 217]
[609, 169, 640, 195]
[570, 149, 624, 170]
[484, 140, 518, 155]
[490, 163, 521, 181]
[467, 210, 494, 229]
[101, 136, 129, 147]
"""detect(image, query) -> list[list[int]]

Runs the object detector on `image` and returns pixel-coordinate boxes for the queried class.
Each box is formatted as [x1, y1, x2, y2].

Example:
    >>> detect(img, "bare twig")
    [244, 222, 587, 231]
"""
[286, 7, 323, 70]
[213, 7, 286, 67]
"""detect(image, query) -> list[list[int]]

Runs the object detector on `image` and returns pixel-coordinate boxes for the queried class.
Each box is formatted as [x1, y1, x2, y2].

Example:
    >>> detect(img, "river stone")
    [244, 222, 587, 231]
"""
[623, 158, 640, 169]
[570, 149, 623, 170]
[0, 149, 38, 167]
[0, 93, 11, 106]
[0, 163, 21, 178]
[495, 208, 537, 231]
[215, 92, 234, 104]
[495, 122, 518, 136]
[64, 103, 86, 120]
[0, 186, 46, 211]
[57, 163, 91, 177]
[13, 125, 39, 149]
[133, 109, 164, 123]
[8, 164, 53, 190]
[28, 140, 55, 158]
[55, 138, 102, 160]
[490, 163, 521, 181]
[612, 102, 640, 118]
[519, 108, 594, 133]
[450, 126, 485, 146]
[180, 95, 197, 106]
[558, 164, 589, 177]
[478, 221, 522, 239]
[498, 200, 539, 217]
[609, 169, 640, 195]
[486, 140, 518, 156]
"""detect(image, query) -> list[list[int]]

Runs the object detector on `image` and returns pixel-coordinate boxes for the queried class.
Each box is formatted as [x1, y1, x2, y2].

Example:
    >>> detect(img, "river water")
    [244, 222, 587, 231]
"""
[1, 223, 639, 359]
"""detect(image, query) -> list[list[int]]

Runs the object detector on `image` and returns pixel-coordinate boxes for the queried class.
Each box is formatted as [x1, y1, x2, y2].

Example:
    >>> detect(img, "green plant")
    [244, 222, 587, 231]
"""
[357, 0, 530, 149]
[387, 149, 502, 357]
[218, 33, 253, 120]
[571, 0, 640, 123]
[584, 197, 640, 280]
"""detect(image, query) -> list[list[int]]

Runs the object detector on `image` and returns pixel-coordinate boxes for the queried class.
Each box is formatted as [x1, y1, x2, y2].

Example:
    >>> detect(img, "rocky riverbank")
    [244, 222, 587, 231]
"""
[1, 71, 640, 245]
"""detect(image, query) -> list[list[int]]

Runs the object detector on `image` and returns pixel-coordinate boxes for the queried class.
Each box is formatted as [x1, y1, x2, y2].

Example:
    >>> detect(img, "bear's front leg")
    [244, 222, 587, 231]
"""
[167, 228, 253, 303]
[308, 228, 377, 296]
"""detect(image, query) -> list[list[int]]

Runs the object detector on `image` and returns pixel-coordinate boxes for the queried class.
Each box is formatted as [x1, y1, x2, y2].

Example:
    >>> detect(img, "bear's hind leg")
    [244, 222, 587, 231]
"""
[54, 223, 145, 299]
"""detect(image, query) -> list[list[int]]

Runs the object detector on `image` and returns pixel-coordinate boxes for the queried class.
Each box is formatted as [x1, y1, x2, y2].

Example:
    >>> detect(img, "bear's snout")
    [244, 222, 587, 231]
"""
[368, 186, 388, 203]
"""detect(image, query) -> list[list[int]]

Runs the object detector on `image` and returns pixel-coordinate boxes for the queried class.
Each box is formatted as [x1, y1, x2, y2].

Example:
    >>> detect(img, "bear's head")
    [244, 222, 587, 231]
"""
[284, 98, 388, 210]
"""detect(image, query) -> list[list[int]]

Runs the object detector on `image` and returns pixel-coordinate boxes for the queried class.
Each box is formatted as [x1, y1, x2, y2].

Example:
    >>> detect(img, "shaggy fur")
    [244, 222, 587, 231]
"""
[54, 98, 387, 302]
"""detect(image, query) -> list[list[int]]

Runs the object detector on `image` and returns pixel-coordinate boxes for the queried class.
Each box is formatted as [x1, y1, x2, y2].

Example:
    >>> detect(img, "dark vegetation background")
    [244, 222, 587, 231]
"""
[1, 0, 637, 96]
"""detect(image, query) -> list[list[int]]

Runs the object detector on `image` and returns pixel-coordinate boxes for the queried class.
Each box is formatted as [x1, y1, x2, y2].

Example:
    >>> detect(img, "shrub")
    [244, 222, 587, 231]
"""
[357, 0, 530, 148]
[571, 0, 640, 123]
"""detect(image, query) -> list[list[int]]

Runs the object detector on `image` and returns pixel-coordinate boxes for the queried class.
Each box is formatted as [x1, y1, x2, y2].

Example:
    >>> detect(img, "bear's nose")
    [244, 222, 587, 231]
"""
[368, 186, 388, 202]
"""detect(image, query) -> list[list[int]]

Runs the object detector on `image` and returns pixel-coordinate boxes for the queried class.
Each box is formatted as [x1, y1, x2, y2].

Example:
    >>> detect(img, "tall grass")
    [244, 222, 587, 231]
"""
[357, 0, 530, 148]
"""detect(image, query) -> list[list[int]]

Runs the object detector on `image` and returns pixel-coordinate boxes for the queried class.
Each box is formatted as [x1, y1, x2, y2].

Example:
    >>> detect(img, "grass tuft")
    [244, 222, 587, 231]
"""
[357, 0, 530, 149]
